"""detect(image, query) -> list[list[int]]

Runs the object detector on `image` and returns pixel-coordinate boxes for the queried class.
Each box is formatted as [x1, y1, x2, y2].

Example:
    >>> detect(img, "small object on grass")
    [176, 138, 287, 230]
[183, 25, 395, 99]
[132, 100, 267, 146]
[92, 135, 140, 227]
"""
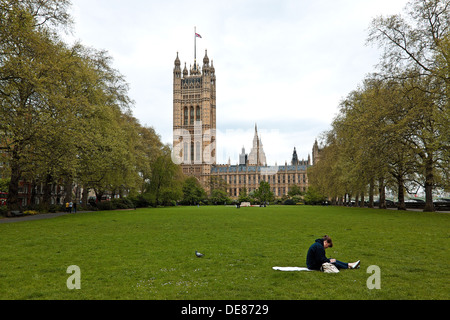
[195, 250, 204, 257]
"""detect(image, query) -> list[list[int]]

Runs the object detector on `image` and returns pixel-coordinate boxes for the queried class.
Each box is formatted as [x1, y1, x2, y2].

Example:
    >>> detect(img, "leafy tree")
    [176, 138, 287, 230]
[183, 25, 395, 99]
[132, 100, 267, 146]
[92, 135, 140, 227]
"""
[0, 3, 74, 211]
[71, 46, 134, 204]
[182, 176, 206, 205]
[146, 146, 183, 206]
[368, 0, 449, 83]
[288, 185, 303, 197]
[238, 187, 251, 203]
[310, 1, 449, 212]
[307, 134, 349, 205]
[135, 125, 164, 194]
[0, 178, 9, 192]
[210, 189, 230, 205]
[253, 181, 274, 204]
[0, 1, 148, 213]
[209, 176, 228, 195]
[368, 0, 450, 211]
[304, 187, 326, 205]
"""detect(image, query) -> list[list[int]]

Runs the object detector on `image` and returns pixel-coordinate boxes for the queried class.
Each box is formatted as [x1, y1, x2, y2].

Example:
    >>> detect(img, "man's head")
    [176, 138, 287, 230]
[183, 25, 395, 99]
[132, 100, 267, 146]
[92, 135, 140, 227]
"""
[323, 235, 333, 249]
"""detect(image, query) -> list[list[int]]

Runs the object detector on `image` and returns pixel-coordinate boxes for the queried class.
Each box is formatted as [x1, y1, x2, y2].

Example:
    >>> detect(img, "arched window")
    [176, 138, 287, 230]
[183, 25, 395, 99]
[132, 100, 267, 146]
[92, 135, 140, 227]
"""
[183, 142, 189, 163]
[196, 141, 201, 162]
[184, 107, 188, 125]
[190, 107, 194, 125]
[196, 106, 200, 121]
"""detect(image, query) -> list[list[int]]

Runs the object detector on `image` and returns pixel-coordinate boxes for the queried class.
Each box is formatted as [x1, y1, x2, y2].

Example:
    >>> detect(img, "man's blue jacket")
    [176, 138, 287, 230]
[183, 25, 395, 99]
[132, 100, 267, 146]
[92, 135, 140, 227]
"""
[306, 238, 330, 270]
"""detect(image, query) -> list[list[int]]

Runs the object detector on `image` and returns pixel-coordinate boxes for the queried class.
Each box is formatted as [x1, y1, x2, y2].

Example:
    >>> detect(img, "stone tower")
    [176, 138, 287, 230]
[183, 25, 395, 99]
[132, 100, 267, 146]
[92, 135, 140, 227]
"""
[312, 139, 321, 165]
[291, 147, 299, 165]
[173, 50, 216, 186]
[248, 124, 267, 166]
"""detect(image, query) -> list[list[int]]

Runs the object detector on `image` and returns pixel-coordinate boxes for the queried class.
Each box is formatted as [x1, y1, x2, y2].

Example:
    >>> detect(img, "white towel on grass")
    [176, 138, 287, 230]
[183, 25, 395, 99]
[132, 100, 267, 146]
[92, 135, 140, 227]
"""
[273, 266, 312, 271]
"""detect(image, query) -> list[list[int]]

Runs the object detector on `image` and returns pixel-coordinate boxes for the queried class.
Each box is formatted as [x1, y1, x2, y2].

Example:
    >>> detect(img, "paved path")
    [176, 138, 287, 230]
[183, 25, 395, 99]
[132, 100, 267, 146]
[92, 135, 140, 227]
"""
[0, 209, 139, 224]
[0, 211, 81, 224]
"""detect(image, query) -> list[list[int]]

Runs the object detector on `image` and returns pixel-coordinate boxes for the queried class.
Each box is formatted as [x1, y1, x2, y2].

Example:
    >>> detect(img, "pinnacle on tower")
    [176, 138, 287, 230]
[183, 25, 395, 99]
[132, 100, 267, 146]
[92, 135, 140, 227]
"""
[291, 147, 299, 165]
[203, 49, 209, 66]
[183, 62, 188, 77]
[174, 52, 181, 78]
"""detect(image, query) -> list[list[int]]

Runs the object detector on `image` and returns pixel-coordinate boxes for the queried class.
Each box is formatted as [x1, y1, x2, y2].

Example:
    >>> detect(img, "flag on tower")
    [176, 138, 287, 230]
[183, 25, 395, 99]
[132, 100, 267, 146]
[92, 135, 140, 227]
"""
[195, 33, 202, 38]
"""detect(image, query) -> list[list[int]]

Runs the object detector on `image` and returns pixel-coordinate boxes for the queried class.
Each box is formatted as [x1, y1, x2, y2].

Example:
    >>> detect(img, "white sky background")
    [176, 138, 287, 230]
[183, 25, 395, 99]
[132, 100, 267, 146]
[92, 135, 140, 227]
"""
[65, 0, 409, 165]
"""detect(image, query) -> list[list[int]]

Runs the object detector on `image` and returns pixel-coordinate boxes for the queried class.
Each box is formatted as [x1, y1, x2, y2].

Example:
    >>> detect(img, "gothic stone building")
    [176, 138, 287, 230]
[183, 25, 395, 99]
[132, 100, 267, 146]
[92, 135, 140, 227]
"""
[173, 50, 319, 198]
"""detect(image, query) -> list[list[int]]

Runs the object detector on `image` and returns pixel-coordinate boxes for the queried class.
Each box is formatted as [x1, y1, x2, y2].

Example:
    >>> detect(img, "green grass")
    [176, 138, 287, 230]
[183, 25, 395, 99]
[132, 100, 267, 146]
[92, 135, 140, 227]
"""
[0, 205, 449, 300]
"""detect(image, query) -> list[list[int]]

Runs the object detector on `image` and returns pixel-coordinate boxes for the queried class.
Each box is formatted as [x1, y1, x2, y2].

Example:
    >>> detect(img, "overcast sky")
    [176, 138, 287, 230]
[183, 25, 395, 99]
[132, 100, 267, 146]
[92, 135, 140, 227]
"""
[66, 0, 409, 165]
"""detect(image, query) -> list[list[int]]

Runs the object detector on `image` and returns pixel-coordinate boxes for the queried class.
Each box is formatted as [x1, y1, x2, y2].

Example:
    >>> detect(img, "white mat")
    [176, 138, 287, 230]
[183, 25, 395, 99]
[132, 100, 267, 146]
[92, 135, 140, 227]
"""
[272, 266, 312, 271]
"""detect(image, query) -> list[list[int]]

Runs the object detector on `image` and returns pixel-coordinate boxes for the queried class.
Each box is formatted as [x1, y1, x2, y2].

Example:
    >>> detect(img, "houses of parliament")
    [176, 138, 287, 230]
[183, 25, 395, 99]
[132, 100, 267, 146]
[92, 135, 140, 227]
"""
[173, 50, 320, 198]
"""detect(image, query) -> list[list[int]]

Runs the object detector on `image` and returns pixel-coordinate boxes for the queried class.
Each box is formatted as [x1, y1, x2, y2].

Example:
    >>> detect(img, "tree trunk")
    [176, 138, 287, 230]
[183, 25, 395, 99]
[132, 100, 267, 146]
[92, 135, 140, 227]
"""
[368, 179, 374, 208]
[378, 178, 386, 209]
[30, 179, 37, 207]
[397, 175, 406, 210]
[42, 173, 53, 211]
[423, 157, 434, 212]
[82, 186, 89, 207]
[64, 178, 73, 203]
[95, 189, 104, 203]
[6, 148, 21, 215]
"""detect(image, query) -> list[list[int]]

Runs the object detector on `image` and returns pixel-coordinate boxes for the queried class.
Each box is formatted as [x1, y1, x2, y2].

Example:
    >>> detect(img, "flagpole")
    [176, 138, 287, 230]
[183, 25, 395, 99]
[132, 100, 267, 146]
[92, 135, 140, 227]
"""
[194, 26, 197, 64]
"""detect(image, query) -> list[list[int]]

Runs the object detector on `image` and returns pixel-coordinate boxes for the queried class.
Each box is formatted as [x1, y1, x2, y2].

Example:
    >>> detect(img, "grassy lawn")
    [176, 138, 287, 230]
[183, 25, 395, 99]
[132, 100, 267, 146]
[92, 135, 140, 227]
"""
[0, 205, 448, 300]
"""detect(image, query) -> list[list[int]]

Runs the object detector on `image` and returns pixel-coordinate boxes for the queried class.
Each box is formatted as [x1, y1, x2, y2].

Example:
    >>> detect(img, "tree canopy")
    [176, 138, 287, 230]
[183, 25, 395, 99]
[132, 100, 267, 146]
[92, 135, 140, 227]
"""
[309, 0, 449, 212]
[0, 0, 168, 213]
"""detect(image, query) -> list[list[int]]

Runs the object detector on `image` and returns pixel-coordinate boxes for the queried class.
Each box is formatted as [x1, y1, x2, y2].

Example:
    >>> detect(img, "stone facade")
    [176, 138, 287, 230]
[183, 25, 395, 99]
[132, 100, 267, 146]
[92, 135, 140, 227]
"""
[173, 51, 313, 198]
[172, 51, 216, 187]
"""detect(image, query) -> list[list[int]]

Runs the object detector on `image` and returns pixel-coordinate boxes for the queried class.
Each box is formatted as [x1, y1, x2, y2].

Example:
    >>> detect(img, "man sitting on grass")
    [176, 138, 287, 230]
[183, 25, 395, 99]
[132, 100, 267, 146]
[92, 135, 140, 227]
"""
[306, 235, 360, 271]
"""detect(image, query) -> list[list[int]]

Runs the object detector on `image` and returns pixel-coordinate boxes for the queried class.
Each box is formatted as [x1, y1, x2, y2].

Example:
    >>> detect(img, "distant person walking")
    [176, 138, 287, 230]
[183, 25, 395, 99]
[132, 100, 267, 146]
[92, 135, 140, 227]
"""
[306, 235, 360, 271]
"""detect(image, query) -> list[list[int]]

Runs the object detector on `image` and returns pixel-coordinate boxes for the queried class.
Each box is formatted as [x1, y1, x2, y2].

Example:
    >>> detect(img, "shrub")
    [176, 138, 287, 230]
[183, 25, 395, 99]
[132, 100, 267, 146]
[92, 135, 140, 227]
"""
[304, 187, 327, 205]
[111, 198, 135, 209]
[112, 198, 125, 209]
[283, 199, 296, 205]
[23, 210, 38, 215]
[0, 206, 8, 217]
[48, 204, 63, 213]
[86, 204, 98, 211]
[97, 201, 114, 211]
[129, 195, 151, 208]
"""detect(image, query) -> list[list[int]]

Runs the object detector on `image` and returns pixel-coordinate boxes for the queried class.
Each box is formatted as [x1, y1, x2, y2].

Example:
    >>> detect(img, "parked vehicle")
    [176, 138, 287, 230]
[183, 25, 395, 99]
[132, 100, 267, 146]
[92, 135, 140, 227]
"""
[374, 199, 396, 207]
[0, 192, 7, 206]
[404, 198, 425, 203]
[433, 198, 450, 211]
